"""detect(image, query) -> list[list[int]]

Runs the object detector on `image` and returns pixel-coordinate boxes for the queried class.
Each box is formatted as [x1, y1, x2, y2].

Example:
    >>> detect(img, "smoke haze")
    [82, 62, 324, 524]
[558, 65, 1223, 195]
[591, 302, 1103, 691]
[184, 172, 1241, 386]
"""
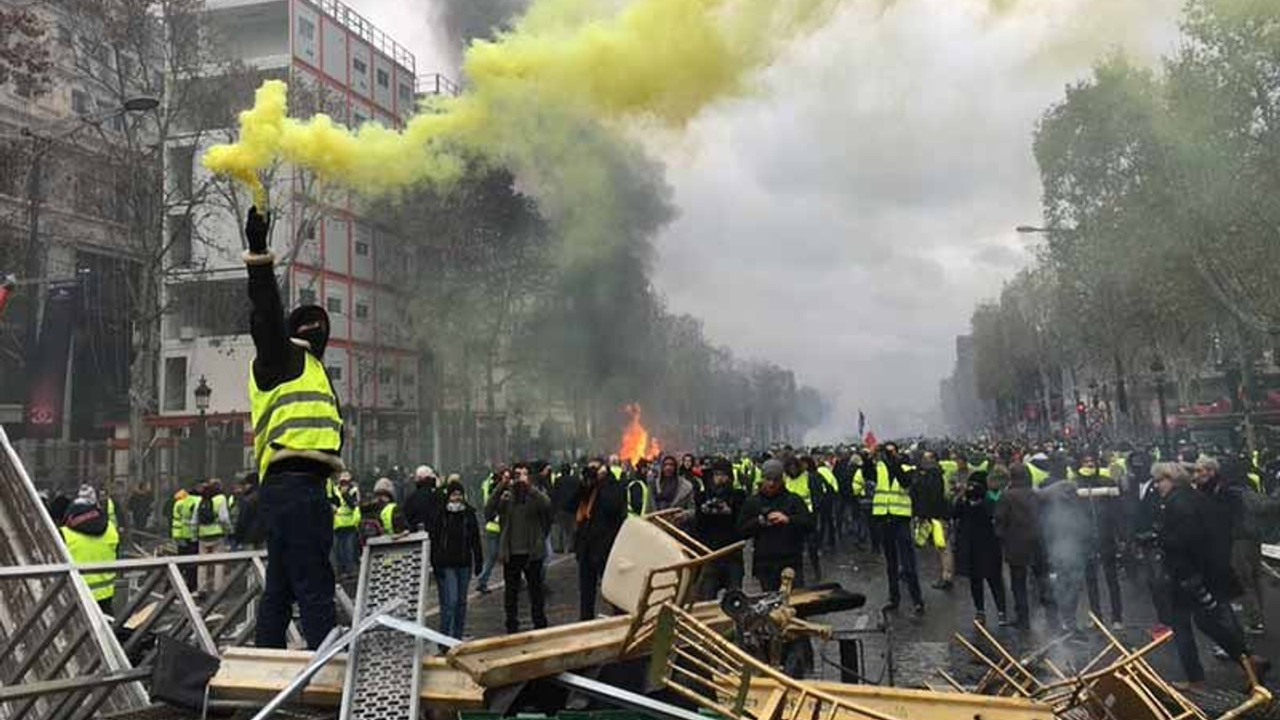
[355, 0, 1182, 440]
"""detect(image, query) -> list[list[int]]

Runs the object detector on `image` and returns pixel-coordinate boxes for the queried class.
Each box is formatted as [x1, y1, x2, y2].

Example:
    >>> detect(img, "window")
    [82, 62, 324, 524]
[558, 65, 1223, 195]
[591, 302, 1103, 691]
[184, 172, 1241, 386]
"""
[299, 288, 317, 305]
[354, 240, 369, 256]
[326, 365, 343, 381]
[379, 367, 394, 384]
[71, 90, 90, 115]
[375, 68, 389, 88]
[163, 357, 187, 412]
[355, 302, 369, 320]
[169, 146, 195, 199]
[402, 374, 415, 386]
[169, 214, 193, 266]
[326, 296, 343, 314]
[352, 57, 367, 75]
[398, 83, 412, 103]
[301, 219, 317, 240]
[298, 16, 316, 41]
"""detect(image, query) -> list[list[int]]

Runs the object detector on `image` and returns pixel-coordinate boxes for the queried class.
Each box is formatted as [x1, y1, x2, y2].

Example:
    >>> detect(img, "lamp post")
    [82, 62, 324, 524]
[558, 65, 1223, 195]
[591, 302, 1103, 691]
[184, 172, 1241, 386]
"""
[1150, 358, 1170, 455]
[194, 375, 211, 479]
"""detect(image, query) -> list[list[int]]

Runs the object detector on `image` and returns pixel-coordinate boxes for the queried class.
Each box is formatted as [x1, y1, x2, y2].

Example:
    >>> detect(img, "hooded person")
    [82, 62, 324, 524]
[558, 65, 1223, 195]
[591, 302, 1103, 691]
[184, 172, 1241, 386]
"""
[61, 496, 119, 615]
[651, 455, 695, 525]
[243, 206, 344, 651]
[429, 480, 483, 639]
[739, 459, 813, 590]
[404, 465, 443, 532]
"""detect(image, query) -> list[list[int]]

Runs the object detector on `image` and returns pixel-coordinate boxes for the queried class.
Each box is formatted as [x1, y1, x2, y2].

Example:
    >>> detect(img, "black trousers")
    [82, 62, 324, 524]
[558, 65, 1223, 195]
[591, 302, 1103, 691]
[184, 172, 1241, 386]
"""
[1086, 551, 1123, 623]
[578, 557, 606, 621]
[504, 554, 547, 633]
[1167, 591, 1248, 683]
[699, 558, 744, 600]
[970, 574, 1007, 615]
[817, 498, 837, 549]
[176, 540, 199, 591]
[255, 471, 335, 650]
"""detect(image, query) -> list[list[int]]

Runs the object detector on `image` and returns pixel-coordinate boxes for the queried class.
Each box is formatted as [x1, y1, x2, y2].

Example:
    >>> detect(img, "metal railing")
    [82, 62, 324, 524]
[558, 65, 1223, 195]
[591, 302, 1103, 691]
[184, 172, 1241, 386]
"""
[0, 551, 357, 719]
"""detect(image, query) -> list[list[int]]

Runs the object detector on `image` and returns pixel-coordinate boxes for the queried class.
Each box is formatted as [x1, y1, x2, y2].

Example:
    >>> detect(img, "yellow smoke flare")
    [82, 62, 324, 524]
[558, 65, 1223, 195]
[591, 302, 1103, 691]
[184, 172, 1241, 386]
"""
[202, 0, 844, 201]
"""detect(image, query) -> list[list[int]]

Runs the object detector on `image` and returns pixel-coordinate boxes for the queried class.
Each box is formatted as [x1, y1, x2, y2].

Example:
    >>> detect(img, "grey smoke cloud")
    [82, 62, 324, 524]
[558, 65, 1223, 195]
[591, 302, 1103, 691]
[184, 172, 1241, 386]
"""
[358, 0, 1181, 440]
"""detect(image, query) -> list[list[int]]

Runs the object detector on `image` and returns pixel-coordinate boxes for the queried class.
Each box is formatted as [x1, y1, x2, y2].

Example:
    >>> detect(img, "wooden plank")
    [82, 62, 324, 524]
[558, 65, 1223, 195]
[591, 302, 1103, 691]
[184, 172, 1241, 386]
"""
[446, 586, 847, 687]
[729, 679, 1055, 720]
[209, 647, 485, 709]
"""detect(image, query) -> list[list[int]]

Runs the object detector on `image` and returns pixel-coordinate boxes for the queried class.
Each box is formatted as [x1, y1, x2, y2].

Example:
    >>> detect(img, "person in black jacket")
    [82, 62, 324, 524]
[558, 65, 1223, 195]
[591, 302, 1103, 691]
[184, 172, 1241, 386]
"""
[911, 451, 953, 591]
[695, 459, 747, 599]
[550, 462, 580, 553]
[954, 472, 1008, 625]
[429, 481, 483, 640]
[1153, 462, 1269, 689]
[232, 473, 264, 549]
[574, 461, 627, 620]
[404, 465, 443, 532]
[739, 459, 814, 590]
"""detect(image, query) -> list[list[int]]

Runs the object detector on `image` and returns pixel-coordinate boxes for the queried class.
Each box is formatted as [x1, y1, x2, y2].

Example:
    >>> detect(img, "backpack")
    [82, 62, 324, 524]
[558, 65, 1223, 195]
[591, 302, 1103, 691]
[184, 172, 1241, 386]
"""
[197, 496, 216, 526]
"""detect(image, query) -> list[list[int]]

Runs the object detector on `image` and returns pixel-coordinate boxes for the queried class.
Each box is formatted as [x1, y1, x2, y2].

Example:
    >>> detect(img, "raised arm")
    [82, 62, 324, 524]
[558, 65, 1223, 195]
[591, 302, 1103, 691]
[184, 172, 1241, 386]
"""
[244, 208, 291, 373]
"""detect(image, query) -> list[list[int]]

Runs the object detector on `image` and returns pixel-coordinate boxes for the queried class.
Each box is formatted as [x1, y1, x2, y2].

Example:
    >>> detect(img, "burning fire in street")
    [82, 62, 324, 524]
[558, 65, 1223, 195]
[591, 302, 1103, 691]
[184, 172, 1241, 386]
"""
[618, 403, 661, 466]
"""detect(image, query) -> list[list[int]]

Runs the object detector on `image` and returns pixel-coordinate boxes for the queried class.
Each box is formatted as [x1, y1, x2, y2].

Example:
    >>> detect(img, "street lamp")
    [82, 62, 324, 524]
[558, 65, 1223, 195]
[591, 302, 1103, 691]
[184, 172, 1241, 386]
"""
[194, 375, 211, 479]
[1150, 358, 1170, 455]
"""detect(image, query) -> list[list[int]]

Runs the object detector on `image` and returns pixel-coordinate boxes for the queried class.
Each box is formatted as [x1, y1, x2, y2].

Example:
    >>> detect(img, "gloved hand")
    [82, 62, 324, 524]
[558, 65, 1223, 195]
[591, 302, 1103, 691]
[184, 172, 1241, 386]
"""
[245, 206, 271, 254]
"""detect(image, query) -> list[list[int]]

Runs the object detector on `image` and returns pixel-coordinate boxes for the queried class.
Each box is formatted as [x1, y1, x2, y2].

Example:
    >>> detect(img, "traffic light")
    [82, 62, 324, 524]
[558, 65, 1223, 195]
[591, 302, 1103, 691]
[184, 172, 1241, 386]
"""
[1076, 401, 1087, 415]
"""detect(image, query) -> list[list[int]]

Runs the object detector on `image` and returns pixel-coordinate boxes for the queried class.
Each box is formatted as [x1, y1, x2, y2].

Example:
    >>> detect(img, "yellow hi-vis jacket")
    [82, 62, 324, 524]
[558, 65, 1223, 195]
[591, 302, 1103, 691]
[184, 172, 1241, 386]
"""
[481, 477, 501, 534]
[171, 494, 198, 541]
[63, 523, 119, 602]
[786, 472, 813, 510]
[330, 480, 361, 530]
[871, 462, 912, 517]
[627, 479, 651, 516]
[197, 494, 228, 538]
[249, 352, 343, 479]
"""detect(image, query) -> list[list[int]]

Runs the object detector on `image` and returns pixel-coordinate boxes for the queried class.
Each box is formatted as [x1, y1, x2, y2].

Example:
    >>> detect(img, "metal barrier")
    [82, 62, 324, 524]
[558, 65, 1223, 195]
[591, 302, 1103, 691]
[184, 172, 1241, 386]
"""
[0, 551, 357, 719]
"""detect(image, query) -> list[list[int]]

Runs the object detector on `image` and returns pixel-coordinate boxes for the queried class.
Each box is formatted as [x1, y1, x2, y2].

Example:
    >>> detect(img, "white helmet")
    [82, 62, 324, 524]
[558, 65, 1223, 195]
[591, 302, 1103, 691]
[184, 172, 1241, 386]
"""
[414, 465, 437, 481]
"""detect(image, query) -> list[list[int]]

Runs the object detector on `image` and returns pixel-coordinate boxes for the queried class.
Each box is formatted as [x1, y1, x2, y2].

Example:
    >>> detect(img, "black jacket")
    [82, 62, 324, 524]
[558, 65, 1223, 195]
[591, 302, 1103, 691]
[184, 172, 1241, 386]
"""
[429, 504, 483, 571]
[953, 490, 1002, 579]
[233, 489, 265, 545]
[404, 484, 443, 532]
[738, 490, 813, 564]
[1195, 478, 1242, 599]
[695, 482, 746, 551]
[1155, 484, 1240, 600]
[574, 479, 628, 567]
[551, 472, 582, 515]
[909, 467, 949, 519]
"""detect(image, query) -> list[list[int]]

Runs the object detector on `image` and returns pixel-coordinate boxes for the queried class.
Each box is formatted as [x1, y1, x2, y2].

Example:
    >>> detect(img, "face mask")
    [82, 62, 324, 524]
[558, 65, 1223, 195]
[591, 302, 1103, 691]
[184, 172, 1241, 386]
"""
[447, 501, 465, 512]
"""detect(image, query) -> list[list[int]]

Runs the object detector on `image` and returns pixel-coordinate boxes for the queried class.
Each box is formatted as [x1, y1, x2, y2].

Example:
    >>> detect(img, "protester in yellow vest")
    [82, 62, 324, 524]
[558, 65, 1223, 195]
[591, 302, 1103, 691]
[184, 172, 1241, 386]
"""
[171, 487, 200, 591]
[243, 206, 344, 651]
[872, 442, 924, 615]
[62, 489, 119, 615]
[192, 479, 231, 595]
[330, 472, 361, 579]
[475, 468, 511, 594]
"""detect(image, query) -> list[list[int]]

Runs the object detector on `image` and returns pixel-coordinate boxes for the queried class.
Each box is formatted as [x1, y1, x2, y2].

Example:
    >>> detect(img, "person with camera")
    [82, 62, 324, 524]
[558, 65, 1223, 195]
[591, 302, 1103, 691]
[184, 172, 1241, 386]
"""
[695, 459, 747, 599]
[485, 462, 553, 632]
[738, 459, 813, 591]
[1153, 461, 1269, 689]
[573, 461, 627, 619]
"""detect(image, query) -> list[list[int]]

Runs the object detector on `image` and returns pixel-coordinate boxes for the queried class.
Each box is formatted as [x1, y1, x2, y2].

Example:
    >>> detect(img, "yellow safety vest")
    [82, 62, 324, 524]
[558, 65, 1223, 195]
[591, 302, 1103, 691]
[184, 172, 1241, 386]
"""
[786, 472, 813, 510]
[198, 494, 228, 538]
[171, 495, 197, 541]
[332, 482, 361, 530]
[481, 477, 501, 534]
[817, 466, 839, 492]
[871, 463, 912, 517]
[627, 479, 650, 516]
[380, 502, 397, 535]
[62, 524, 119, 602]
[249, 352, 343, 479]
[1026, 462, 1049, 488]
[610, 466, 623, 480]
[106, 497, 117, 530]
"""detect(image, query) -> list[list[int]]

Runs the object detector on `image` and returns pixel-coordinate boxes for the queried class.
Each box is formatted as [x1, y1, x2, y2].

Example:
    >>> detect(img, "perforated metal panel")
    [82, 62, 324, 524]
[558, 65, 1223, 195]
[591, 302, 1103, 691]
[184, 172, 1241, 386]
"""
[340, 532, 430, 720]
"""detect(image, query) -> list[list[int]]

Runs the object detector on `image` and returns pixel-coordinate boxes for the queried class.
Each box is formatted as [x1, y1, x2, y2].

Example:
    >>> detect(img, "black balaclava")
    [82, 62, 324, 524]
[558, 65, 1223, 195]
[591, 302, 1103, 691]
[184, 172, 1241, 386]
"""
[288, 304, 330, 359]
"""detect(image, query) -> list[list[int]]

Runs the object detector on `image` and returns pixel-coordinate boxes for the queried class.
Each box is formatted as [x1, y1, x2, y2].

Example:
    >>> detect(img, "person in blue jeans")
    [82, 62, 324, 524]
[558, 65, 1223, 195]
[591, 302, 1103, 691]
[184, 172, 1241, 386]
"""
[475, 469, 509, 593]
[429, 481, 483, 640]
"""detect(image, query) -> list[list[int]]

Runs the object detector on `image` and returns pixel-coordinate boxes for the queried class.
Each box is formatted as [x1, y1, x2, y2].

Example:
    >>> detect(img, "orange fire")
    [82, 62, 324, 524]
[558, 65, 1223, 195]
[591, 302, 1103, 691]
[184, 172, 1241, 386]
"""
[619, 403, 661, 466]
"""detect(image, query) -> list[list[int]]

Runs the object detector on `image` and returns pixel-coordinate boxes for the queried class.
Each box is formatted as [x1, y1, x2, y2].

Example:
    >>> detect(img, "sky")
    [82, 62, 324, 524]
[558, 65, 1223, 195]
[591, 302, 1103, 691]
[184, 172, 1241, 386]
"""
[358, 0, 1184, 439]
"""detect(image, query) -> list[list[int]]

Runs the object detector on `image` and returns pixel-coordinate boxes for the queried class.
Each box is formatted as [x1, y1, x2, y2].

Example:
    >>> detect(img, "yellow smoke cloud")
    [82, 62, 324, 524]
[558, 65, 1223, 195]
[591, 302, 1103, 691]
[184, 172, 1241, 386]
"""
[202, 0, 843, 210]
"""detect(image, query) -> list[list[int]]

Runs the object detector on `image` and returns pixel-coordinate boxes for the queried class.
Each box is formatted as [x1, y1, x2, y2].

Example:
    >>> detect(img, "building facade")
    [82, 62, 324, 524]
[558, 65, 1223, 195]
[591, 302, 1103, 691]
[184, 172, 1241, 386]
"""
[156, 0, 426, 483]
